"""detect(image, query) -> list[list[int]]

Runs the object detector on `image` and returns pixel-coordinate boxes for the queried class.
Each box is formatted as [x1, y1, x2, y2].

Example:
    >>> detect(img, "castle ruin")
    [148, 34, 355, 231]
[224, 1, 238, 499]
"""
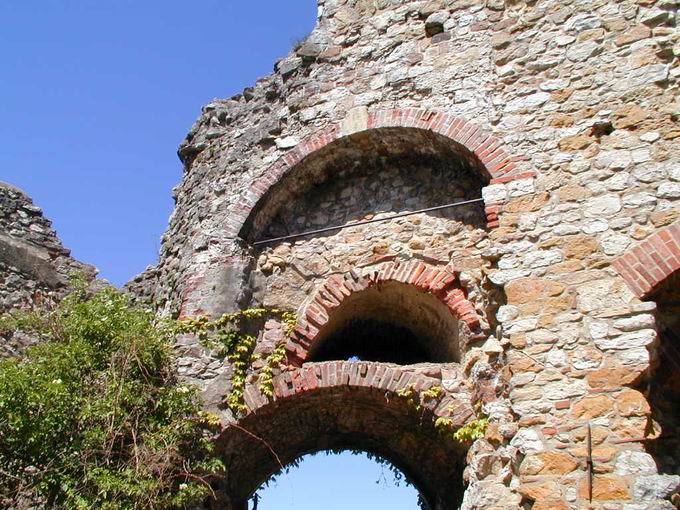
[3, 0, 680, 508]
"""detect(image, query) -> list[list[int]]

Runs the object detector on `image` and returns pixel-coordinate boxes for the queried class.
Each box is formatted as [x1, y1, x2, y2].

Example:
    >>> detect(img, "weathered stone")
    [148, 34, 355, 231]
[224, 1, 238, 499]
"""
[579, 476, 631, 501]
[584, 195, 622, 218]
[7, 1, 680, 507]
[616, 388, 651, 417]
[632, 475, 680, 500]
[505, 278, 564, 305]
[613, 105, 650, 130]
[520, 451, 579, 476]
[616, 25, 652, 46]
[558, 133, 593, 151]
[615, 451, 658, 476]
[572, 395, 614, 419]
[586, 368, 642, 390]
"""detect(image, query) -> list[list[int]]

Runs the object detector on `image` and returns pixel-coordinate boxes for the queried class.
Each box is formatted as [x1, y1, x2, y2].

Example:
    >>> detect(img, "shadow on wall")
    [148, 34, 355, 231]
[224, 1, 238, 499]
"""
[647, 271, 680, 477]
[307, 281, 463, 364]
[241, 127, 489, 244]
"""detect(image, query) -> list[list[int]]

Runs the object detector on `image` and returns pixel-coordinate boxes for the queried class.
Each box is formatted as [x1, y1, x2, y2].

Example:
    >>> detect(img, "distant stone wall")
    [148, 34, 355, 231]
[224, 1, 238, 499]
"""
[0, 182, 96, 356]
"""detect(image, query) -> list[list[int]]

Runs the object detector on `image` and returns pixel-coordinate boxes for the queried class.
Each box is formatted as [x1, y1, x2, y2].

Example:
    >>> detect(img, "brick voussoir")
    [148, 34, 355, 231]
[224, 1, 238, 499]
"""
[613, 221, 680, 298]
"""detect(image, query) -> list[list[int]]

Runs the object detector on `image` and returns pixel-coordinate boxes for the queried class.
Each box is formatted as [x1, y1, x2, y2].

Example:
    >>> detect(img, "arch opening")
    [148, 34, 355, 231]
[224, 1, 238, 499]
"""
[241, 127, 490, 244]
[647, 271, 680, 476]
[250, 450, 426, 509]
[214, 372, 469, 510]
[307, 281, 462, 364]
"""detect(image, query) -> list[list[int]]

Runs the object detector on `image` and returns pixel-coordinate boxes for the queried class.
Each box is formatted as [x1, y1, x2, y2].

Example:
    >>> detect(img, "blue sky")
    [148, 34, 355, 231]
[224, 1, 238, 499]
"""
[1, 1, 421, 507]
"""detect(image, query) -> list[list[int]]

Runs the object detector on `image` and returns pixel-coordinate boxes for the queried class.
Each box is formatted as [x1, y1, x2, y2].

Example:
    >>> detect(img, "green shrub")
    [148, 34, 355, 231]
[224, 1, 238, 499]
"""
[0, 283, 224, 509]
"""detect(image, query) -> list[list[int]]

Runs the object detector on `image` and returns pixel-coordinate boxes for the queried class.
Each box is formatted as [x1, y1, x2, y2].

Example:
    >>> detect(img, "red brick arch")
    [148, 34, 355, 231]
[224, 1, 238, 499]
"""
[239, 360, 473, 422]
[219, 359, 474, 508]
[612, 221, 680, 298]
[225, 108, 534, 239]
[286, 260, 485, 365]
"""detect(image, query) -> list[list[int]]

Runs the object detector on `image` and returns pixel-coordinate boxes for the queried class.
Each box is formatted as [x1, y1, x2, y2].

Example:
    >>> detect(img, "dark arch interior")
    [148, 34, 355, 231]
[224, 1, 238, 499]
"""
[241, 127, 489, 243]
[214, 384, 467, 510]
[312, 318, 430, 364]
[647, 271, 680, 475]
[307, 282, 462, 364]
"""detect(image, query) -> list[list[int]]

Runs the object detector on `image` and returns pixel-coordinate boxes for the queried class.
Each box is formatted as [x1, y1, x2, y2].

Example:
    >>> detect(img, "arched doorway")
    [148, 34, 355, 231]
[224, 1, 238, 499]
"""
[212, 362, 473, 510]
[251, 450, 423, 509]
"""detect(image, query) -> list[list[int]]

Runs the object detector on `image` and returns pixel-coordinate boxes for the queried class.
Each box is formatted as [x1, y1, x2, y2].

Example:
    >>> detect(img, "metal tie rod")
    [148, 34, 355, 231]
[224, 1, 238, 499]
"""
[252, 197, 485, 246]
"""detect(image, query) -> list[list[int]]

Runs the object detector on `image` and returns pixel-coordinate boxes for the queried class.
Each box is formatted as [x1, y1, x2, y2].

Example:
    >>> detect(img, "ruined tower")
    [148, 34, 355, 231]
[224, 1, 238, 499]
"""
[9, 0, 678, 508]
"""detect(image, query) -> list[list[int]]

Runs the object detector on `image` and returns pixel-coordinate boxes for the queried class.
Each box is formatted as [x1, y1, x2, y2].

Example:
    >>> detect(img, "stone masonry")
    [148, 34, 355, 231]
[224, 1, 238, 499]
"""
[128, 0, 680, 507]
[0, 182, 96, 356]
[3, 0, 680, 508]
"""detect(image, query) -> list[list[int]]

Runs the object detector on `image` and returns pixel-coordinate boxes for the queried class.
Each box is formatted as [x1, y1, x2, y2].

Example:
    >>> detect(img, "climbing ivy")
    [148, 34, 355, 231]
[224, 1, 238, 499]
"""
[396, 384, 443, 414]
[396, 384, 489, 446]
[435, 401, 489, 445]
[175, 308, 296, 412]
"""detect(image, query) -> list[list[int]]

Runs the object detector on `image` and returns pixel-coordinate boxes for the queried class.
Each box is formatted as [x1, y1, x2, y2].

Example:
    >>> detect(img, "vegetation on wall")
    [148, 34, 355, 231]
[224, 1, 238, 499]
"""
[174, 308, 295, 412]
[397, 384, 489, 445]
[0, 282, 224, 509]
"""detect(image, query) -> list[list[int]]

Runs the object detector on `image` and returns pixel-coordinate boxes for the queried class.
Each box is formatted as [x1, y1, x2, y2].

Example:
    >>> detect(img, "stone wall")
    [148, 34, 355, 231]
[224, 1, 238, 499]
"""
[131, 0, 680, 508]
[0, 182, 96, 356]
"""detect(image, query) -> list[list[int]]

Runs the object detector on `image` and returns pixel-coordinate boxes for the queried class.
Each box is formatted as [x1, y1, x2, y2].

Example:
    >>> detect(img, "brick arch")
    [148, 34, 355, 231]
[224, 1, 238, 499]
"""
[286, 260, 485, 366]
[238, 360, 472, 420]
[226, 108, 533, 240]
[217, 360, 473, 509]
[612, 221, 680, 298]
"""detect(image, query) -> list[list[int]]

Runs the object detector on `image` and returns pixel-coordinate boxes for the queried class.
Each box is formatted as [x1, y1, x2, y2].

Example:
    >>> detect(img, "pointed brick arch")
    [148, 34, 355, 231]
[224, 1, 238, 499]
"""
[225, 108, 534, 239]
[612, 221, 680, 298]
[286, 260, 485, 365]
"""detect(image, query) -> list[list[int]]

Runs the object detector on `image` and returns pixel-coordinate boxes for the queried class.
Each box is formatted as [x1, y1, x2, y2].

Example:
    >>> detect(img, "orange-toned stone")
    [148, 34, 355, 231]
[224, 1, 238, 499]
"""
[520, 451, 579, 476]
[616, 25, 651, 46]
[532, 499, 569, 510]
[508, 352, 541, 373]
[572, 395, 614, 419]
[579, 28, 605, 42]
[519, 415, 547, 426]
[564, 235, 599, 259]
[500, 213, 520, 228]
[650, 208, 679, 227]
[506, 278, 545, 304]
[517, 481, 559, 501]
[506, 277, 565, 304]
[509, 334, 527, 349]
[519, 301, 542, 315]
[579, 476, 630, 501]
[550, 113, 574, 127]
[559, 133, 593, 151]
[570, 444, 618, 463]
[504, 192, 550, 213]
[616, 388, 651, 417]
[586, 367, 642, 390]
[372, 241, 390, 255]
[613, 105, 649, 130]
[558, 183, 590, 202]
[537, 314, 555, 328]
[550, 259, 585, 274]
[611, 417, 654, 440]
[543, 293, 576, 314]
[571, 425, 609, 445]
[552, 88, 574, 103]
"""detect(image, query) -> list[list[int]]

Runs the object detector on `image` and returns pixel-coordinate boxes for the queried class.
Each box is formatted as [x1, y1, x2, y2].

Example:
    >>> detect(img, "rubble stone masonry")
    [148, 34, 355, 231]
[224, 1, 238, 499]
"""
[4, 0, 680, 508]
[128, 0, 680, 507]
